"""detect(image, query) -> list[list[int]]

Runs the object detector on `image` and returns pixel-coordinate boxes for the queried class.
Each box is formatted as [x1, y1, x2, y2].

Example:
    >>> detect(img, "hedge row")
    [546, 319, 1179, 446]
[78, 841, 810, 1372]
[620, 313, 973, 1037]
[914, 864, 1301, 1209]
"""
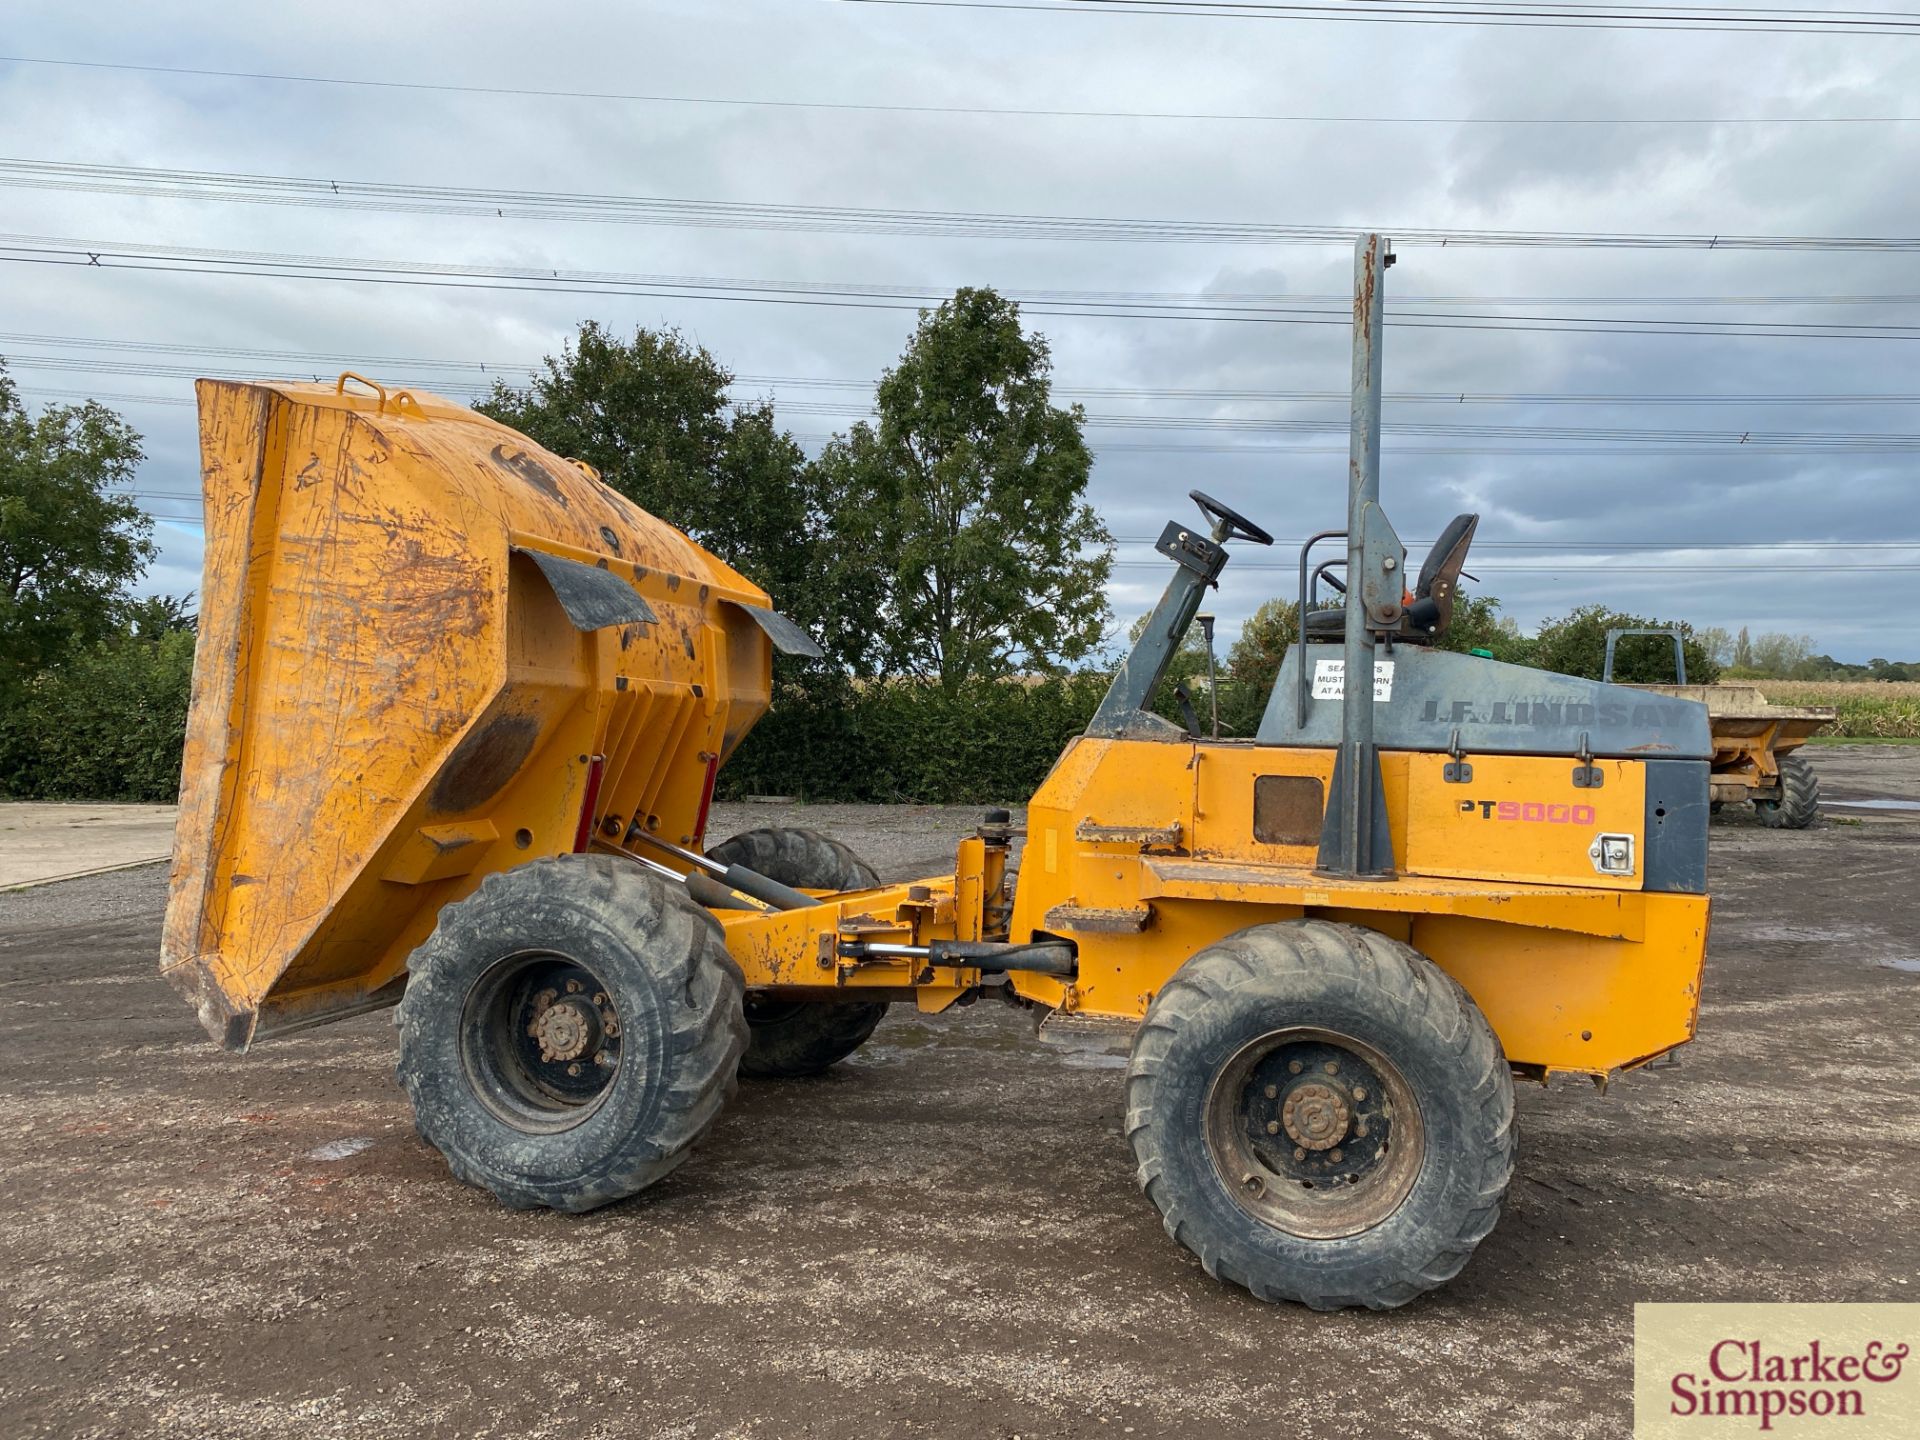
[0, 648, 1273, 807]
[717, 675, 1112, 803]
[0, 630, 195, 802]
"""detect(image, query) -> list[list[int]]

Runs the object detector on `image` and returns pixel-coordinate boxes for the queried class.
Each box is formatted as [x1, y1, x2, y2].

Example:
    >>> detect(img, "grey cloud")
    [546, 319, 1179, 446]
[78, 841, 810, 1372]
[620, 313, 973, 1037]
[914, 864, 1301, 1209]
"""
[0, 1, 1914, 662]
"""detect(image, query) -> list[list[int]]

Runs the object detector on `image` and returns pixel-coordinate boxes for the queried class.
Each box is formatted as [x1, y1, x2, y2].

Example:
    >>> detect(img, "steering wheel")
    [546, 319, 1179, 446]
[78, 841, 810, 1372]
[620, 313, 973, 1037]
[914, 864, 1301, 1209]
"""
[1190, 490, 1275, 547]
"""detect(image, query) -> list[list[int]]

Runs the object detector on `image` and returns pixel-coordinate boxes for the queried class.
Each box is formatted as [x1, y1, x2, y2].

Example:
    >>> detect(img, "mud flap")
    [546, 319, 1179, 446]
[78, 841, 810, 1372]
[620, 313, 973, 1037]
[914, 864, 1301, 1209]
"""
[513, 546, 658, 631]
[728, 601, 825, 659]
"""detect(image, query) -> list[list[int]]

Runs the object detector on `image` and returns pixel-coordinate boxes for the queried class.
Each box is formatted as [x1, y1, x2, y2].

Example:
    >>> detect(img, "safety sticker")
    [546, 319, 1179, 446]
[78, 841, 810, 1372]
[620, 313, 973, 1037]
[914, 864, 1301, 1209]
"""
[1311, 658, 1396, 701]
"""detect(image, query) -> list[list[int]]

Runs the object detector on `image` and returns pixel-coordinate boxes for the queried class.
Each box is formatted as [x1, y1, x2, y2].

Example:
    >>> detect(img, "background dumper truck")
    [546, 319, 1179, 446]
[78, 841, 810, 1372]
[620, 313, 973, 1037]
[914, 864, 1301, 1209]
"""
[164, 238, 1712, 1310]
[1603, 627, 1835, 829]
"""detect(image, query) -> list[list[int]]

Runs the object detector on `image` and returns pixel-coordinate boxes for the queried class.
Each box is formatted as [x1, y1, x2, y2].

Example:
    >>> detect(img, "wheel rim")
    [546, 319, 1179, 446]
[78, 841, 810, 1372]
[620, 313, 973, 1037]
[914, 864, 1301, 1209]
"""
[460, 951, 625, 1133]
[1203, 1026, 1426, 1240]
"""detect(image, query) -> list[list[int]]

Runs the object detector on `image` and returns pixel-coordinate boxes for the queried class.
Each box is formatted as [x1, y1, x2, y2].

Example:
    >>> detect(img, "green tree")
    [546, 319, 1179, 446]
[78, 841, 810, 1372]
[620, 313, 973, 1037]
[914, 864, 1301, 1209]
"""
[1531, 604, 1720, 684]
[1695, 625, 1734, 668]
[1433, 592, 1533, 665]
[0, 365, 149, 700]
[121, 591, 197, 640]
[816, 289, 1113, 687]
[478, 323, 849, 663]
[1749, 631, 1815, 677]
[1227, 597, 1300, 696]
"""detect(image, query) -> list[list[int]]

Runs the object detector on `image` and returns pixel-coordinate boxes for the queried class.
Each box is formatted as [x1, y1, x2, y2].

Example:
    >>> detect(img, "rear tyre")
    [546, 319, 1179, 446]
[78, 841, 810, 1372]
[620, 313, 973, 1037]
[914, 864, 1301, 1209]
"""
[706, 827, 890, 1078]
[1127, 920, 1514, 1310]
[1756, 753, 1819, 830]
[396, 854, 746, 1212]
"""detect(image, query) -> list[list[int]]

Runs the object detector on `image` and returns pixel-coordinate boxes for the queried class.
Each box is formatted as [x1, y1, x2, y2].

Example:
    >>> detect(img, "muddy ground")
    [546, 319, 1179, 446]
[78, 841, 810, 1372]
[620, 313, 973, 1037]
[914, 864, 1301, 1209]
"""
[2, 748, 1917, 1439]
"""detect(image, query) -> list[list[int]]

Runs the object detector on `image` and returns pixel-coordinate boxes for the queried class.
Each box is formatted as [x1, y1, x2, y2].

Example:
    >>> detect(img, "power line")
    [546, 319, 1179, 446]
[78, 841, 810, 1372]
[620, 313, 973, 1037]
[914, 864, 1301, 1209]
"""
[117, 492, 1910, 550]
[904, 437, 1920, 453]
[767, 397, 1920, 444]
[1109, 537, 1920, 548]
[835, 0, 1920, 37]
[1105, 561, 1920, 571]
[17, 351, 1916, 443]
[7, 331, 1918, 407]
[19, 382, 1917, 450]
[9, 238, 1920, 343]
[116, 489, 1920, 569]
[3, 160, 1916, 251]
[2, 54, 1910, 127]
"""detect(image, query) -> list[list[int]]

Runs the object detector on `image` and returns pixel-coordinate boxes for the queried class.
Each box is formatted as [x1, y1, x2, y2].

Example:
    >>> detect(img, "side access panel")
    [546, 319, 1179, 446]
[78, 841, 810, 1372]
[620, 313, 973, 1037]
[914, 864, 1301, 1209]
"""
[1402, 754, 1645, 891]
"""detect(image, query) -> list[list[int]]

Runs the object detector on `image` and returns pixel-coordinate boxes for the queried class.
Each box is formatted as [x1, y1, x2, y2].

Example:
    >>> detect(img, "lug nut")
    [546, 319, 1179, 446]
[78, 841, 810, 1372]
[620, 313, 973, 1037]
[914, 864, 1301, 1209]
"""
[1266, 1121, 1280, 1135]
[1352, 1087, 1367, 1102]
[1323, 1061, 1339, 1075]
[1288, 1061, 1303, 1075]
[1264, 1084, 1279, 1099]
[1330, 1148, 1344, 1163]
[1293, 1147, 1306, 1162]
[566, 1063, 582, 1077]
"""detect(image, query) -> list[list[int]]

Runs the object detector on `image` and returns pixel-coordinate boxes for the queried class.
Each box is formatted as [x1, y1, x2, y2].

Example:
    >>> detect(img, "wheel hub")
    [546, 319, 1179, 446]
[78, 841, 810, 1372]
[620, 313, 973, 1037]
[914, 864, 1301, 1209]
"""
[529, 992, 602, 1064]
[1206, 1027, 1426, 1241]
[1281, 1080, 1351, 1151]
[461, 956, 627, 1132]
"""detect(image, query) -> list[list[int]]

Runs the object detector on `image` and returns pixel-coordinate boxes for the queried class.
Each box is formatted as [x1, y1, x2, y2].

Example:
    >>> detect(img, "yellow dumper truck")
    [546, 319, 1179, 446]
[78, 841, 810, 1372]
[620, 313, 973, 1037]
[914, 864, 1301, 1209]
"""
[1603, 628, 1834, 828]
[165, 237, 1712, 1309]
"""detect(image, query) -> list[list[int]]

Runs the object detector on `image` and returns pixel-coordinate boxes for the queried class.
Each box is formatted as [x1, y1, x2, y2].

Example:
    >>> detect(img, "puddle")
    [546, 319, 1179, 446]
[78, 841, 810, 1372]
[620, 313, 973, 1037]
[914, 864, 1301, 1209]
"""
[307, 1137, 374, 1161]
[1880, 958, 1920, 974]
[1825, 798, 1920, 813]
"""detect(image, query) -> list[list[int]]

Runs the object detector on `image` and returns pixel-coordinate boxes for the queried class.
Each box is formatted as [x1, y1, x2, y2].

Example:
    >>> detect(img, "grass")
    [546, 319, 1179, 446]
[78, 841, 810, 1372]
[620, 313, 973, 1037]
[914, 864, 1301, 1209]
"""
[1753, 679, 1920, 740]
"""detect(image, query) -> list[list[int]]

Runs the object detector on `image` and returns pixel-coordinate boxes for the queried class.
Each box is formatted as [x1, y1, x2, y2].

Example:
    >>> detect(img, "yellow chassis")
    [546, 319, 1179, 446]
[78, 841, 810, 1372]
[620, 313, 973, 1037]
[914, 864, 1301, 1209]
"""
[705, 736, 1710, 1082]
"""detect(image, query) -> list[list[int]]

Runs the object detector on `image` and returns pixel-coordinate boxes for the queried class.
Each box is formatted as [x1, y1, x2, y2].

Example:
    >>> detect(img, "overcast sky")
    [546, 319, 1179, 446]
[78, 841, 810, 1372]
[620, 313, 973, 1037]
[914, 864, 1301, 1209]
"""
[3, 0, 1917, 661]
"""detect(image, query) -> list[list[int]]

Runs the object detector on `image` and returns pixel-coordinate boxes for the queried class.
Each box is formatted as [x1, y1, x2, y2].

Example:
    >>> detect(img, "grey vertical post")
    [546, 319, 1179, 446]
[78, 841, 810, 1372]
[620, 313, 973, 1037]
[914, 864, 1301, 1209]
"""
[1329, 233, 1392, 877]
[1198, 613, 1219, 738]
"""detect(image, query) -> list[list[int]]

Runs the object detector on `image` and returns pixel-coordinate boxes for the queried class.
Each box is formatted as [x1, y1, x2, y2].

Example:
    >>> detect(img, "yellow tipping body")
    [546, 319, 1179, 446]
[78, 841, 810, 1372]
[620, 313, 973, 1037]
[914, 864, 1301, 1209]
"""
[165, 377, 777, 1047]
[1631, 683, 1836, 803]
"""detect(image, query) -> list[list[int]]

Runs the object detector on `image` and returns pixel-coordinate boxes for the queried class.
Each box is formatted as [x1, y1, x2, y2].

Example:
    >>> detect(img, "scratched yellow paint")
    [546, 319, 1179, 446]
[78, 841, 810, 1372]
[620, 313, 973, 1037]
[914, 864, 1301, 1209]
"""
[165, 378, 774, 1047]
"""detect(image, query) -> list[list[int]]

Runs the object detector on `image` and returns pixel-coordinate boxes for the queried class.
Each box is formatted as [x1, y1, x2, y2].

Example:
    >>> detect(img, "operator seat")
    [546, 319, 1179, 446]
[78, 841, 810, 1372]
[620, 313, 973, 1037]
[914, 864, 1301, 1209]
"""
[1303, 512, 1479, 643]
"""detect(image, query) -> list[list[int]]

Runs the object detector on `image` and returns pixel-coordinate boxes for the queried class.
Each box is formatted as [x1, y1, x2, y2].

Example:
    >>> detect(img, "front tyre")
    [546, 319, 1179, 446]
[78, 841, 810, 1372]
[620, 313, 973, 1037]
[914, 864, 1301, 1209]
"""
[396, 854, 746, 1212]
[1127, 920, 1514, 1310]
[1756, 752, 1819, 830]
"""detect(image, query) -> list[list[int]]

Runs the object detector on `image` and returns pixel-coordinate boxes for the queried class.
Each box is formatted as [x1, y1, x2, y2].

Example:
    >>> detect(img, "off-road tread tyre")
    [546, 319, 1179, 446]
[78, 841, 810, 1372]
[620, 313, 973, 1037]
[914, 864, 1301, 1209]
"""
[1757, 752, 1819, 830]
[706, 827, 889, 1078]
[706, 828, 881, 892]
[395, 854, 746, 1213]
[1126, 919, 1515, 1311]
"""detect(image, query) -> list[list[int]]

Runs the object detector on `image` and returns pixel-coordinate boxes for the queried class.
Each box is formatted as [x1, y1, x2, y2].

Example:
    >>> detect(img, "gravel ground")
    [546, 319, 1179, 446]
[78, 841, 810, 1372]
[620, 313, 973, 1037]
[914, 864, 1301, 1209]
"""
[2, 751, 1917, 1439]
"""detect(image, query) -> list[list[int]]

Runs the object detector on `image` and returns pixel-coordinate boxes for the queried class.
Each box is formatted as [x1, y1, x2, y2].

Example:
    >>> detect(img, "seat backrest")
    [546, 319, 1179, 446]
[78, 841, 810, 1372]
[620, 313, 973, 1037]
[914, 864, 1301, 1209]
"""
[1417, 513, 1479, 597]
